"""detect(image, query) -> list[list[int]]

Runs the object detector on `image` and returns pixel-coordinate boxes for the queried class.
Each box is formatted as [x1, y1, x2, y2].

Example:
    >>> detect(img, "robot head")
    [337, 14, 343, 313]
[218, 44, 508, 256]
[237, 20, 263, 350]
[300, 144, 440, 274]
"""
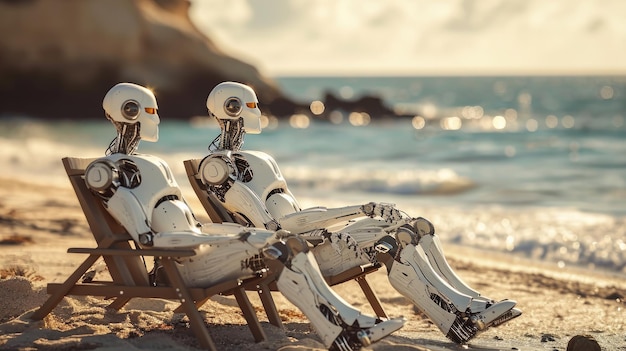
[206, 81, 261, 134]
[103, 83, 160, 142]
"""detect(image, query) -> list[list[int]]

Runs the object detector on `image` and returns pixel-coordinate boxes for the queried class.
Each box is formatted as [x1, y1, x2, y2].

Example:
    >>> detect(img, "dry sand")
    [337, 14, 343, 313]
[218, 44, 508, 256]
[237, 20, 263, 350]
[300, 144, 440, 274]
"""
[0, 177, 624, 351]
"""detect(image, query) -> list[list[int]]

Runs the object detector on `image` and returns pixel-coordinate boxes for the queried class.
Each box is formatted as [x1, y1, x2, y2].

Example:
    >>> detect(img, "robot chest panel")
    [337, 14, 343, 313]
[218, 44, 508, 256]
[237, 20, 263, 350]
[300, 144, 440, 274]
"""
[237, 151, 287, 196]
[108, 154, 181, 200]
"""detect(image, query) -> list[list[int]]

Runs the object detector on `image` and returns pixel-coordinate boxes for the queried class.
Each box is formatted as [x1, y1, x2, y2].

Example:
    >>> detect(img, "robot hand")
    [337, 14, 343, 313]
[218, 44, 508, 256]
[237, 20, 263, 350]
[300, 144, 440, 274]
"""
[275, 229, 294, 241]
[361, 202, 403, 223]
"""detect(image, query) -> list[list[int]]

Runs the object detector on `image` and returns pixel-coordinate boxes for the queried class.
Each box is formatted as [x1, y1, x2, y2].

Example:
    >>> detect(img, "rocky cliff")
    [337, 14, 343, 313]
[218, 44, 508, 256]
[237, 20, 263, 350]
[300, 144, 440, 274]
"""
[0, 0, 298, 120]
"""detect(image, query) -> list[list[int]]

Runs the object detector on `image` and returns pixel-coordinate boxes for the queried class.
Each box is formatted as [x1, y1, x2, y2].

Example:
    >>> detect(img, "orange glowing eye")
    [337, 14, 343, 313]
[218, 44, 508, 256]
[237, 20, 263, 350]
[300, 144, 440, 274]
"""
[246, 102, 257, 108]
[144, 107, 156, 114]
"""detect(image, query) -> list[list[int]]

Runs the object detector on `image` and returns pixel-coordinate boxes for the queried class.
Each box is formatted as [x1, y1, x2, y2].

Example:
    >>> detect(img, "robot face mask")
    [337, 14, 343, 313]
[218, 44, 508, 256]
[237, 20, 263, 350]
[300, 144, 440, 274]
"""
[207, 82, 262, 134]
[137, 106, 160, 142]
[103, 83, 160, 142]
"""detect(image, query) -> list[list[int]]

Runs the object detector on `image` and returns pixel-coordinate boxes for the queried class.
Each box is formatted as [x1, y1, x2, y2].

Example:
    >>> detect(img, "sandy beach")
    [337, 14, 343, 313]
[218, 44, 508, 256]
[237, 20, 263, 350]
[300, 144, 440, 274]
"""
[1, 176, 624, 351]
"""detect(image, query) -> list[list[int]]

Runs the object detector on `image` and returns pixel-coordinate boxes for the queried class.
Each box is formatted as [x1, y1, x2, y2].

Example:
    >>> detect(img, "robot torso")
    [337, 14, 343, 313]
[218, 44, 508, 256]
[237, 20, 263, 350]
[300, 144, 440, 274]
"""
[235, 150, 288, 201]
[202, 150, 301, 227]
[86, 153, 185, 236]
[106, 153, 181, 209]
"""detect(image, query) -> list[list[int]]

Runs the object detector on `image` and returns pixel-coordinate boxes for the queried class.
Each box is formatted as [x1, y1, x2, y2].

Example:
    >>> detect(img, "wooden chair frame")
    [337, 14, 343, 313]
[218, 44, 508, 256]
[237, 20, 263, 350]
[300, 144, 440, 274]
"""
[31, 157, 272, 351]
[183, 158, 388, 323]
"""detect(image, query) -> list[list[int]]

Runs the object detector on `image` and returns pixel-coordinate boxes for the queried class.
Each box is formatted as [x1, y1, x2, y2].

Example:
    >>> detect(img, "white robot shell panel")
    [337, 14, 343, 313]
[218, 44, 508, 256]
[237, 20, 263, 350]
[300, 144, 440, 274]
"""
[266, 192, 300, 220]
[102, 154, 183, 221]
[237, 150, 288, 200]
[151, 200, 199, 234]
[176, 241, 260, 287]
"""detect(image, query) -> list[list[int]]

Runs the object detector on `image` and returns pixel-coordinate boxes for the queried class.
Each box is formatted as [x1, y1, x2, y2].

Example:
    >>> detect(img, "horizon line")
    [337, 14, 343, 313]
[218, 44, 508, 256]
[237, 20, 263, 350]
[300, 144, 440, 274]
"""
[266, 69, 626, 78]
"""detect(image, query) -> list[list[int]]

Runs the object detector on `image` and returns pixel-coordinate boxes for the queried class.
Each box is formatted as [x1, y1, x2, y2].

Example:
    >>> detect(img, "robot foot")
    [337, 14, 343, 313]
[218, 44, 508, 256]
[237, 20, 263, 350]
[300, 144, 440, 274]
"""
[486, 307, 522, 329]
[469, 299, 517, 331]
[446, 317, 478, 344]
[330, 317, 405, 351]
[446, 302, 521, 344]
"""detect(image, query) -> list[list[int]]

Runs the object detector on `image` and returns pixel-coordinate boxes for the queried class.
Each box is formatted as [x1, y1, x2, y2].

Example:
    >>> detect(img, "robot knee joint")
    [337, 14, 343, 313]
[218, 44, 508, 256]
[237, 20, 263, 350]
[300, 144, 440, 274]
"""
[375, 236, 397, 254]
[285, 236, 309, 255]
[395, 217, 436, 248]
[412, 217, 435, 237]
[396, 225, 420, 247]
[263, 241, 289, 264]
[263, 236, 309, 265]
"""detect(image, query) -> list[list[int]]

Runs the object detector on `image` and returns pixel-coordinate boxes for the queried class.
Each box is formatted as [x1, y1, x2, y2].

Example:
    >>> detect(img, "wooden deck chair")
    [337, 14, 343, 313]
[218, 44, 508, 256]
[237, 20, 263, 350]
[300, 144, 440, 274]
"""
[31, 157, 270, 351]
[184, 158, 388, 323]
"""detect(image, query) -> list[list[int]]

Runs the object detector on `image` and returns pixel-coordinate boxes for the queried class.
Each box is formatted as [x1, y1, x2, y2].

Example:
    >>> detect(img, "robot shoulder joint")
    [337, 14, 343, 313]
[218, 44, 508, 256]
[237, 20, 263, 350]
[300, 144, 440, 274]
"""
[85, 159, 119, 192]
[199, 154, 233, 185]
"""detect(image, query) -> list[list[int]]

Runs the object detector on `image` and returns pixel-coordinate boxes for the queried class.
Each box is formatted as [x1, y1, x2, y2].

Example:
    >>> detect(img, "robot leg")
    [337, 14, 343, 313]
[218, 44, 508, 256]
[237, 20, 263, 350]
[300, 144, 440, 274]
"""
[411, 218, 522, 327]
[269, 237, 404, 350]
[175, 239, 264, 288]
[386, 254, 477, 343]
[310, 231, 371, 277]
[393, 225, 474, 312]
[410, 218, 481, 298]
[383, 227, 518, 343]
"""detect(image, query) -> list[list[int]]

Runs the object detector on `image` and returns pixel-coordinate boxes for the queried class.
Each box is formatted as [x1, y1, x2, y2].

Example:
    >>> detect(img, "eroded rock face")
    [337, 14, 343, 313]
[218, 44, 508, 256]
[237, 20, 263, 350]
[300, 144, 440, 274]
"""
[0, 0, 285, 120]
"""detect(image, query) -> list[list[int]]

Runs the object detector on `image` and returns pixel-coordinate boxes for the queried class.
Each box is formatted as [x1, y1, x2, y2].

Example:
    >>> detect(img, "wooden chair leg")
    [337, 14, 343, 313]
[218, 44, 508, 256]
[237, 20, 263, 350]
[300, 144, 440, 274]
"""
[160, 258, 217, 351]
[256, 281, 283, 329]
[31, 254, 100, 320]
[232, 287, 267, 342]
[356, 275, 388, 319]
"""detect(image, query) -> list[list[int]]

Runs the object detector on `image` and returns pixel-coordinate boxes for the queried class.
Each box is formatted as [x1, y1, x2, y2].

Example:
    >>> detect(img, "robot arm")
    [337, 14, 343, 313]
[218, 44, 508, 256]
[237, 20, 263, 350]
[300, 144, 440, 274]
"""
[85, 158, 163, 247]
[361, 202, 404, 223]
[200, 152, 278, 229]
[151, 223, 282, 249]
[278, 202, 404, 234]
[85, 159, 152, 242]
[223, 181, 277, 228]
[105, 187, 154, 245]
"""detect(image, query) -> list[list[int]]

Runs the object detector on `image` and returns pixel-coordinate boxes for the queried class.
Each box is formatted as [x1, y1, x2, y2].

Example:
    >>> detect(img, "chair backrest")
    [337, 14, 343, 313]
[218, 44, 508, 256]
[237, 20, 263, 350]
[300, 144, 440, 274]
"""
[183, 158, 234, 224]
[63, 157, 150, 286]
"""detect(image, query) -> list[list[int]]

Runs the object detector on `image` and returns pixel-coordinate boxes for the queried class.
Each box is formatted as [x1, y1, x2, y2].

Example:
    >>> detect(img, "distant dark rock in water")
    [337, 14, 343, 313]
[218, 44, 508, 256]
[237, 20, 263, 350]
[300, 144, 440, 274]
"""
[0, 0, 287, 120]
[322, 92, 399, 119]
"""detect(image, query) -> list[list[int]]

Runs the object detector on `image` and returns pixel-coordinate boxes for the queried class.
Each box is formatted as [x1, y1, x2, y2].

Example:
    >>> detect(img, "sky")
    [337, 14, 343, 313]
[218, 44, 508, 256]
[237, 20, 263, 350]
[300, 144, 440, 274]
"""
[189, 0, 626, 77]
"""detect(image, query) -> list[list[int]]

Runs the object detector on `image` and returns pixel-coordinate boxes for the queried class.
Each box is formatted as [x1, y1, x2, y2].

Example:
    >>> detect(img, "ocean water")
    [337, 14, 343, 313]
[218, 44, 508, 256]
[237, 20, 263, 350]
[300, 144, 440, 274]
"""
[1, 76, 625, 276]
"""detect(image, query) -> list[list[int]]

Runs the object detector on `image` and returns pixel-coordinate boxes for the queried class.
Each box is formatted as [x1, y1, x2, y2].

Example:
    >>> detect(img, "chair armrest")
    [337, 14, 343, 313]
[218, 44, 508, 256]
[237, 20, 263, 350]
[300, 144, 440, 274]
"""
[67, 247, 197, 257]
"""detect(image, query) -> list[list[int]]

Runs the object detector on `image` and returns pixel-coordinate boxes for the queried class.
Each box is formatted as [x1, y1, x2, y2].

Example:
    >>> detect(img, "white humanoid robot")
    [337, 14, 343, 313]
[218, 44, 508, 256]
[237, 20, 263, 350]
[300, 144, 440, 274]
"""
[198, 81, 522, 344]
[85, 82, 405, 351]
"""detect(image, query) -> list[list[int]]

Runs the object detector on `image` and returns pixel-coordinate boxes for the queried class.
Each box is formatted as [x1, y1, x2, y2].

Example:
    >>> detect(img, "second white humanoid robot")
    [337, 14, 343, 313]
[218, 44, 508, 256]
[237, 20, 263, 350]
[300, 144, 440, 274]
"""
[196, 81, 522, 344]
